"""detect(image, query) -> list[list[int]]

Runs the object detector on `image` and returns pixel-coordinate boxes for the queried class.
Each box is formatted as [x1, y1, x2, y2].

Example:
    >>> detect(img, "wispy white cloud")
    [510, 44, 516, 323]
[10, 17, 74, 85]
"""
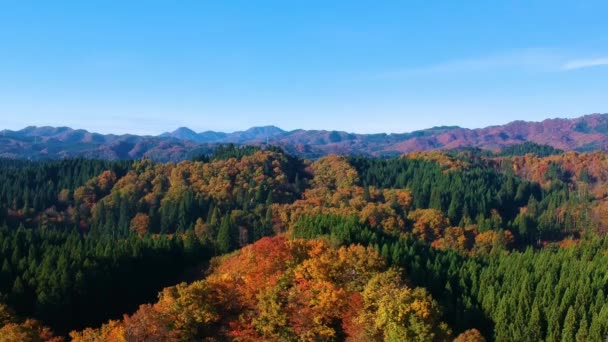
[562, 57, 608, 70]
[374, 49, 560, 78]
[374, 49, 608, 79]
[423, 49, 559, 73]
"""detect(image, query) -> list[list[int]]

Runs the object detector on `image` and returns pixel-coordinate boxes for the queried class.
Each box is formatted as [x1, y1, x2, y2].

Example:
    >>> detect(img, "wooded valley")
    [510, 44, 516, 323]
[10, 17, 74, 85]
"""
[0, 144, 607, 341]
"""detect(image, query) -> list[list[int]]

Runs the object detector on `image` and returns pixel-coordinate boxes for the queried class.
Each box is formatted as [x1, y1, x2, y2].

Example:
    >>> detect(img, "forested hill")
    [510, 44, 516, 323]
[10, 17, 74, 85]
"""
[1, 146, 607, 341]
[2, 113, 608, 160]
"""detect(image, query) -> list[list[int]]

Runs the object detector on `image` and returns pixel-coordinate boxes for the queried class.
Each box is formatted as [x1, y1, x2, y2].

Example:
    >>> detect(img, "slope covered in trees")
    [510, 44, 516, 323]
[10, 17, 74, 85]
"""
[0, 146, 607, 341]
[0, 147, 305, 335]
[71, 236, 458, 341]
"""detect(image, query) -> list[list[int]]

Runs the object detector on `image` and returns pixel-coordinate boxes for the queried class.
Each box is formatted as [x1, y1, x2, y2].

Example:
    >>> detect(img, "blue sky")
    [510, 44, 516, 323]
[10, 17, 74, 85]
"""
[1, 1, 607, 135]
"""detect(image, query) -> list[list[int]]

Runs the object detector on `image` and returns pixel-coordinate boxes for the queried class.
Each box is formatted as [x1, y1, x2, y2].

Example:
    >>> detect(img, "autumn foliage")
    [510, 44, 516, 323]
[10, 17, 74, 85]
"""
[70, 236, 451, 341]
[0, 303, 61, 342]
[3, 147, 608, 341]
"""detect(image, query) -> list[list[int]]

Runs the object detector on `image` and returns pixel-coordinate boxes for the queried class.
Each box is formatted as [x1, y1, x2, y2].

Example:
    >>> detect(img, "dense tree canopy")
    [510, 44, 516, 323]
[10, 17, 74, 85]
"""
[70, 237, 452, 341]
[0, 146, 607, 341]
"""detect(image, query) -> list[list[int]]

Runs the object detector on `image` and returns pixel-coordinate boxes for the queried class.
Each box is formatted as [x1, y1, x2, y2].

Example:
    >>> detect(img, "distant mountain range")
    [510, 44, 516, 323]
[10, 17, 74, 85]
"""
[2, 113, 608, 160]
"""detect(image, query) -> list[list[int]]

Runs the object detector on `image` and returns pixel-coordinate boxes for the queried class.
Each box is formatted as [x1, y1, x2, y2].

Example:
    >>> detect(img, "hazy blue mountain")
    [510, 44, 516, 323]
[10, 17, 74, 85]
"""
[2, 113, 608, 160]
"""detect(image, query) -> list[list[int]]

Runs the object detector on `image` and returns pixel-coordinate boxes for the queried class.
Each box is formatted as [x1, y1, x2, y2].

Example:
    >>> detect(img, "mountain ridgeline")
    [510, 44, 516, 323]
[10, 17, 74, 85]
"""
[2, 113, 608, 160]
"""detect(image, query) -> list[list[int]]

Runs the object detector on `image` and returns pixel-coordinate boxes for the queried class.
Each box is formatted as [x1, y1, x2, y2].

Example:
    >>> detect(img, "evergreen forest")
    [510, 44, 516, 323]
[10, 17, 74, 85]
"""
[0, 144, 607, 341]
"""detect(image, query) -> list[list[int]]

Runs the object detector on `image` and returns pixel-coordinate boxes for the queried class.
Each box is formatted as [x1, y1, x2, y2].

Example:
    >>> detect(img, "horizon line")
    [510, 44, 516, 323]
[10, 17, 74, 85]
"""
[1, 112, 606, 137]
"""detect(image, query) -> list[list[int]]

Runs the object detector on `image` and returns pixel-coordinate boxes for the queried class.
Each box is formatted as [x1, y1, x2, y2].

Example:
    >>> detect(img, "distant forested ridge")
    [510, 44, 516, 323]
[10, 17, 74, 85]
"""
[3, 113, 608, 160]
[0, 145, 607, 341]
